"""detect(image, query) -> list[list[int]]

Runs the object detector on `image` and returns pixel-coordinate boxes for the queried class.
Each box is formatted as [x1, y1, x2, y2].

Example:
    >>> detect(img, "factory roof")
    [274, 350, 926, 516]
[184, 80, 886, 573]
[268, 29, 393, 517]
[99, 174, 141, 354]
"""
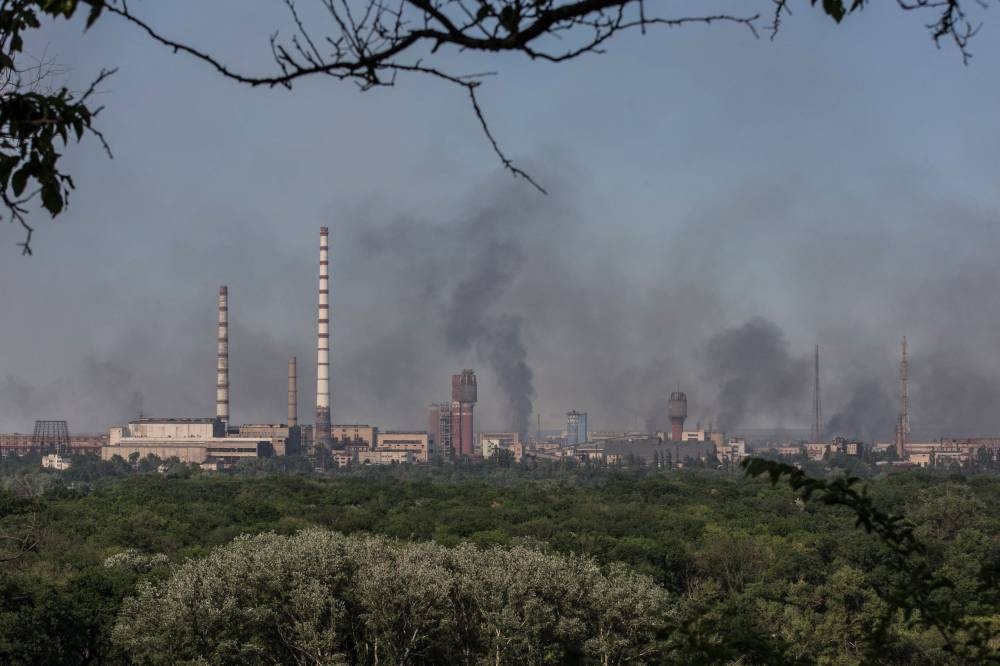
[130, 417, 217, 424]
[603, 437, 715, 462]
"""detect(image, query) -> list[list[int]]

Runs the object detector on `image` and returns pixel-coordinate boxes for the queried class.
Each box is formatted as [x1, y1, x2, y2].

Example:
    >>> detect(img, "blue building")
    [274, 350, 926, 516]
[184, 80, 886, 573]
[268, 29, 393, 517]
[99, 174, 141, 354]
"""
[566, 411, 589, 446]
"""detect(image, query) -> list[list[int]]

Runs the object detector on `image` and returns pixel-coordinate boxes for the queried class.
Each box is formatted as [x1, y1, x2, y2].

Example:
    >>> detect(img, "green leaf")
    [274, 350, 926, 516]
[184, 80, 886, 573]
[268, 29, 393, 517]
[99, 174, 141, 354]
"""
[40, 182, 63, 216]
[85, 1, 104, 29]
[499, 5, 518, 32]
[0, 157, 17, 186]
[820, 0, 846, 22]
[11, 164, 30, 196]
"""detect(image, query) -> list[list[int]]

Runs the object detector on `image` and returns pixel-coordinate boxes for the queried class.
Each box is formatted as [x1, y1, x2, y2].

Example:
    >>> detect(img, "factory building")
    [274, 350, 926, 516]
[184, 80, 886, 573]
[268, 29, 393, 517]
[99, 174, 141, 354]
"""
[358, 449, 415, 465]
[332, 424, 377, 449]
[451, 370, 477, 458]
[716, 437, 748, 464]
[376, 431, 431, 462]
[237, 424, 300, 456]
[481, 433, 525, 462]
[899, 438, 1000, 468]
[103, 418, 269, 465]
[0, 431, 107, 457]
[565, 411, 588, 446]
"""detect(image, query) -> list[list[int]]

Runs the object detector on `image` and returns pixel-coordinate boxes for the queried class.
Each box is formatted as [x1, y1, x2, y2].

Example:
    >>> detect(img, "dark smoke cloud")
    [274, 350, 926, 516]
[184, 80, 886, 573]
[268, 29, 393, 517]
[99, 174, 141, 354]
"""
[703, 317, 811, 431]
[826, 379, 893, 443]
[6, 171, 1000, 443]
[911, 350, 1000, 439]
[348, 181, 543, 436]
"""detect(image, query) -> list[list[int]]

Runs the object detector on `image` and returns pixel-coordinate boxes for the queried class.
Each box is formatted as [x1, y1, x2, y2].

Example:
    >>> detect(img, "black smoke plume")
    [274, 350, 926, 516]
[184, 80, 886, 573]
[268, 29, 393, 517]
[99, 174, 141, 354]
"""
[703, 318, 811, 431]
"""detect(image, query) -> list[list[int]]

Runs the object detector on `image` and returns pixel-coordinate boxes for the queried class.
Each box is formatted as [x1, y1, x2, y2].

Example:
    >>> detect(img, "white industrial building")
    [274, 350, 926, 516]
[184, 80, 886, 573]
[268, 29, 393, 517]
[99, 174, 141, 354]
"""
[103, 418, 268, 465]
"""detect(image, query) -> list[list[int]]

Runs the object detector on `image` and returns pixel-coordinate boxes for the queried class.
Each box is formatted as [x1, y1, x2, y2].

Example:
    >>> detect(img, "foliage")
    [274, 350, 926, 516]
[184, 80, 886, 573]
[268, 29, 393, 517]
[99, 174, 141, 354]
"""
[742, 457, 1000, 662]
[113, 529, 670, 664]
[2, 464, 1000, 662]
[0, 0, 111, 253]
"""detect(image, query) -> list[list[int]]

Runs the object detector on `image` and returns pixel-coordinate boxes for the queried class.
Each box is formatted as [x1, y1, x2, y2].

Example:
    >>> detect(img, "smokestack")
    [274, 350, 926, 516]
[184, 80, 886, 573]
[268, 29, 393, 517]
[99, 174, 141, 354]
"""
[667, 391, 687, 442]
[216, 286, 229, 425]
[451, 370, 477, 457]
[315, 227, 332, 449]
[287, 356, 298, 427]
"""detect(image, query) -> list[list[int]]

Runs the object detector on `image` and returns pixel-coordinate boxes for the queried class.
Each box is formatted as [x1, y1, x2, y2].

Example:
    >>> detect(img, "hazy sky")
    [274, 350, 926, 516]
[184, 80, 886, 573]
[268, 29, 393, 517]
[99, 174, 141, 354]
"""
[2, 1, 999, 439]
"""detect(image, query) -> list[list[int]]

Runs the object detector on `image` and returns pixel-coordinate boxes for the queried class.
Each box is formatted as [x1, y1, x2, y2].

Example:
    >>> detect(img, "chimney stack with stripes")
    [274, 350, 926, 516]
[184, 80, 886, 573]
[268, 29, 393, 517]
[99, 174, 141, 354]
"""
[315, 228, 332, 449]
[216, 286, 230, 425]
[288, 356, 298, 427]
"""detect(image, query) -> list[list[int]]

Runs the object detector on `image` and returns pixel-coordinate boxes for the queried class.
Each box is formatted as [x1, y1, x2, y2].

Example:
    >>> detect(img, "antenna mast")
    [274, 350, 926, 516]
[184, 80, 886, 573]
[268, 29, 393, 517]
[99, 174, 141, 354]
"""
[895, 336, 909, 458]
[812, 344, 821, 442]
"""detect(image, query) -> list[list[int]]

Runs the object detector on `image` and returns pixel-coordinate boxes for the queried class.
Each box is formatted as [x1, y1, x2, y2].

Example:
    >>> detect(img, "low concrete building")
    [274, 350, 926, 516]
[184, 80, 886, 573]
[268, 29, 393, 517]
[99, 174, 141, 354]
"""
[482, 437, 525, 462]
[716, 437, 748, 464]
[102, 437, 267, 465]
[357, 449, 415, 465]
[1, 432, 108, 456]
[376, 431, 430, 462]
[478, 432, 520, 459]
[332, 424, 378, 449]
[238, 423, 301, 456]
[331, 451, 353, 468]
[41, 454, 72, 470]
[805, 443, 828, 460]
[104, 418, 267, 465]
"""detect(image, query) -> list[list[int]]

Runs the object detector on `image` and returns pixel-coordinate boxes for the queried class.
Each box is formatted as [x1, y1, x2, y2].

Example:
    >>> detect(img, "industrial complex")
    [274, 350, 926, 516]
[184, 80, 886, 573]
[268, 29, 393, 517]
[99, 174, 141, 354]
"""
[3, 228, 999, 472]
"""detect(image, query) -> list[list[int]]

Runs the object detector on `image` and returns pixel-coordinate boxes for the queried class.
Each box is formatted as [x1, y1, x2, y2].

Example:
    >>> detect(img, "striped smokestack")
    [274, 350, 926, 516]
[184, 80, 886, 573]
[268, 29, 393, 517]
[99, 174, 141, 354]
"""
[288, 356, 298, 427]
[315, 227, 332, 449]
[216, 286, 230, 424]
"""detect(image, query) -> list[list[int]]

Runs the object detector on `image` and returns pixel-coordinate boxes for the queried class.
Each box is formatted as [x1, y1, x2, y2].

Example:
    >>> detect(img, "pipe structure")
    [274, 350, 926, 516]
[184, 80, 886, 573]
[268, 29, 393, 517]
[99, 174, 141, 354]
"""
[315, 228, 332, 449]
[216, 286, 230, 425]
[288, 356, 298, 427]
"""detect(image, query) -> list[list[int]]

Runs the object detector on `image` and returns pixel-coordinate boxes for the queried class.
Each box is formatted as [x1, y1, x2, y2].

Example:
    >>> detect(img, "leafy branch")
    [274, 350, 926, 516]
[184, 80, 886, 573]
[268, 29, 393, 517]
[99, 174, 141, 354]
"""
[0, 0, 111, 254]
[742, 457, 1000, 661]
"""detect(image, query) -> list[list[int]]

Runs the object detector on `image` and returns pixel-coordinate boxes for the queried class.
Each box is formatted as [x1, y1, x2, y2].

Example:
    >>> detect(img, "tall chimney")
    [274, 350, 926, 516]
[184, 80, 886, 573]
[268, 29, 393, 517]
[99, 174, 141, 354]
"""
[287, 356, 298, 427]
[315, 227, 332, 450]
[216, 286, 230, 425]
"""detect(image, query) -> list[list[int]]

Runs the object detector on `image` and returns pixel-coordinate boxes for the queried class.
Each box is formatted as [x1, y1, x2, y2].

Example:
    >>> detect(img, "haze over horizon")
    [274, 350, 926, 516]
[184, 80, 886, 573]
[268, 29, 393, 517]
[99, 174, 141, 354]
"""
[2, 2, 999, 440]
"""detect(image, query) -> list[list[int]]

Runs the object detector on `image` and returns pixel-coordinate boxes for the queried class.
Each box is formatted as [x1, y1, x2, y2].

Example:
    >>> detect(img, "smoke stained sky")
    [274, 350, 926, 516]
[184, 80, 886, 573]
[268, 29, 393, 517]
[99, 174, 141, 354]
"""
[2, 2, 1000, 439]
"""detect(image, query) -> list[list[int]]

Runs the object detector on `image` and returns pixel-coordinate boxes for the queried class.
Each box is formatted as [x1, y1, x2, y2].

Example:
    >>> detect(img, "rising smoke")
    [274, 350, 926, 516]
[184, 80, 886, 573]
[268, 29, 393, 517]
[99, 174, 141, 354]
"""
[5, 172, 1000, 440]
[825, 379, 894, 443]
[702, 317, 811, 431]
[351, 182, 542, 437]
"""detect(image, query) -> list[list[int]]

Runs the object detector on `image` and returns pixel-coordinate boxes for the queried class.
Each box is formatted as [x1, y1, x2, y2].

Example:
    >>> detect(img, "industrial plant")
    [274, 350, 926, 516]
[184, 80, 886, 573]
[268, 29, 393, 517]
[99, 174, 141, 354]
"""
[3, 228, 1000, 473]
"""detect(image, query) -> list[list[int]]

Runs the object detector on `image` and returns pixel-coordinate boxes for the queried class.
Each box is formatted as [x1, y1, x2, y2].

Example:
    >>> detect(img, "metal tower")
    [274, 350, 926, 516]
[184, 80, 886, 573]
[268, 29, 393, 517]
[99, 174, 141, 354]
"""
[895, 336, 909, 458]
[812, 344, 822, 443]
[32, 420, 70, 454]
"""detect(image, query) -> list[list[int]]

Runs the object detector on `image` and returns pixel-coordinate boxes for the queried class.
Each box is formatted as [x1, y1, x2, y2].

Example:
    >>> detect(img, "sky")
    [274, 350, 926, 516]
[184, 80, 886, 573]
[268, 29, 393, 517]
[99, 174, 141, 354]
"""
[2, 0, 1000, 440]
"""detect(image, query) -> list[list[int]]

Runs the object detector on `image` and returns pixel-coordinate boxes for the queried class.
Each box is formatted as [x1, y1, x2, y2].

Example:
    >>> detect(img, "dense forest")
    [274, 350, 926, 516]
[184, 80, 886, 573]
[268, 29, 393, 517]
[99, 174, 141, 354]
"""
[1, 455, 999, 663]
